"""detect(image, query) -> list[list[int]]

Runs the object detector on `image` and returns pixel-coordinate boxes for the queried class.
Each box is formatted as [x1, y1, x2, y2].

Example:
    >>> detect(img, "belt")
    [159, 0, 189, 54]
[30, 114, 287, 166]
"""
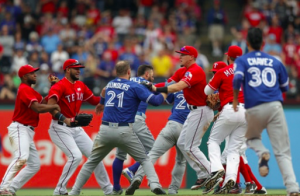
[136, 111, 145, 117]
[13, 121, 34, 131]
[102, 121, 130, 127]
[228, 102, 245, 106]
[57, 121, 64, 126]
[188, 105, 200, 110]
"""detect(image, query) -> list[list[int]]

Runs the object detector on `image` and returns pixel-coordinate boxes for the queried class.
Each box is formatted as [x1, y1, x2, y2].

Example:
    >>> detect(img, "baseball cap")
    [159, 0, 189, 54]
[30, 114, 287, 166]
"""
[210, 61, 227, 72]
[63, 59, 85, 70]
[225, 45, 243, 58]
[18, 64, 39, 78]
[175, 46, 198, 58]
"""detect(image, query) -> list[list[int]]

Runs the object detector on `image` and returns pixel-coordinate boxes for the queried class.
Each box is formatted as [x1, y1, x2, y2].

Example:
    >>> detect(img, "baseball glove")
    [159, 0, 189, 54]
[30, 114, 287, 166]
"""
[140, 81, 153, 91]
[70, 113, 93, 127]
[48, 74, 59, 86]
[206, 93, 221, 110]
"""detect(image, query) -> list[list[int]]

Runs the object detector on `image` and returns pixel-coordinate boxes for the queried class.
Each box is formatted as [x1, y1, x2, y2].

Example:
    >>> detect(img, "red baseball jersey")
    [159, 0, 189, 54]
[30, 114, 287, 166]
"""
[169, 63, 207, 106]
[208, 64, 244, 107]
[12, 83, 43, 127]
[48, 78, 94, 119]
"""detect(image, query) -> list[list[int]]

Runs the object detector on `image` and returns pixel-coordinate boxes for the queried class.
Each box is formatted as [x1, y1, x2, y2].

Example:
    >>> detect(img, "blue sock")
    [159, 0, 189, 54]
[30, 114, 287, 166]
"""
[112, 158, 124, 191]
[128, 162, 141, 174]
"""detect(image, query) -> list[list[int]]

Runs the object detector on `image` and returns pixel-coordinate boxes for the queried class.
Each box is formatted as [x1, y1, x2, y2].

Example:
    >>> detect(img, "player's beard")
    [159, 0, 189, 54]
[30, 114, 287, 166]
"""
[28, 78, 36, 85]
[180, 64, 184, 67]
[70, 72, 79, 81]
[227, 60, 229, 65]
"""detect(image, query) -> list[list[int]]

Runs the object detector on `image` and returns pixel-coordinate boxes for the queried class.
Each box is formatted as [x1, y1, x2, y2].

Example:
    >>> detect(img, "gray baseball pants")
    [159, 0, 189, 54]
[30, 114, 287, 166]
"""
[133, 120, 186, 193]
[245, 101, 299, 193]
[69, 123, 162, 195]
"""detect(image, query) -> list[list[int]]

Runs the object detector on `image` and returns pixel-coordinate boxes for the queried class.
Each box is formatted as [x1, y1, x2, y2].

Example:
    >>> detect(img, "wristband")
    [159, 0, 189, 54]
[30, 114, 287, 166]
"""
[156, 87, 168, 93]
[54, 112, 66, 121]
[100, 97, 105, 105]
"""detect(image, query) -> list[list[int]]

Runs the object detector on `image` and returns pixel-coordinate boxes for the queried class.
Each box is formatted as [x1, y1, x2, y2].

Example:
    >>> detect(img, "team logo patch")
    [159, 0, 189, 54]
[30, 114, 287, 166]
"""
[185, 71, 192, 80]
[77, 88, 81, 91]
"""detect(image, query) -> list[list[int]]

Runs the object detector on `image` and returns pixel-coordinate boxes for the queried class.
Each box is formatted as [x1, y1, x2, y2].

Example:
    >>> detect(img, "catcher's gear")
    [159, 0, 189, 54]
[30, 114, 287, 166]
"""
[206, 93, 221, 110]
[70, 113, 93, 127]
[48, 74, 59, 86]
[140, 81, 153, 91]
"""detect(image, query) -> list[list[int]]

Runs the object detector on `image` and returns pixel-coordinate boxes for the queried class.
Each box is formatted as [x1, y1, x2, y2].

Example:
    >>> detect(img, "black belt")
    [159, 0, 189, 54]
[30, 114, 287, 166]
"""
[13, 121, 34, 131]
[57, 121, 64, 125]
[102, 121, 130, 127]
[228, 102, 244, 106]
[188, 105, 198, 110]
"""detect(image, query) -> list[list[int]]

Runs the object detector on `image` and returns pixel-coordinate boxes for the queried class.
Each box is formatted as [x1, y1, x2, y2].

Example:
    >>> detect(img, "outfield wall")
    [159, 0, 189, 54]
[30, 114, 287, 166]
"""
[0, 108, 299, 189]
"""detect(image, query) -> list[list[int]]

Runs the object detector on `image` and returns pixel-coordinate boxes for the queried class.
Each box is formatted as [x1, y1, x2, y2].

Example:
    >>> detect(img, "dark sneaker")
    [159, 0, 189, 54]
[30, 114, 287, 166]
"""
[216, 179, 235, 194]
[203, 170, 225, 194]
[245, 182, 255, 194]
[112, 189, 123, 195]
[152, 187, 166, 195]
[125, 179, 141, 195]
[229, 183, 242, 194]
[254, 187, 267, 194]
[190, 178, 208, 190]
[259, 152, 270, 177]
[213, 185, 221, 194]
[290, 193, 299, 196]
[0, 190, 15, 196]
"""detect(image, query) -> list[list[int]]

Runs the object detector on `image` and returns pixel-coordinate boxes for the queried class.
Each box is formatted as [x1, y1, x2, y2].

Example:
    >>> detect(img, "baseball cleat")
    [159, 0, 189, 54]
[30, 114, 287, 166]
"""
[0, 190, 15, 196]
[259, 152, 270, 177]
[125, 179, 141, 195]
[203, 170, 225, 194]
[290, 193, 299, 196]
[122, 168, 134, 183]
[167, 189, 178, 195]
[229, 183, 243, 194]
[190, 178, 208, 190]
[213, 185, 221, 194]
[216, 179, 235, 194]
[152, 187, 166, 195]
[254, 187, 267, 194]
[112, 189, 123, 195]
[244, 182, 255, 194]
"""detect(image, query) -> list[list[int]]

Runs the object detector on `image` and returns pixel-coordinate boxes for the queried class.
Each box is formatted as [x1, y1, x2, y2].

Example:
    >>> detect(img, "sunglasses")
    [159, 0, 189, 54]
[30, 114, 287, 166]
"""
[65, 62, 82, 69]
[180, 47, 190, 54]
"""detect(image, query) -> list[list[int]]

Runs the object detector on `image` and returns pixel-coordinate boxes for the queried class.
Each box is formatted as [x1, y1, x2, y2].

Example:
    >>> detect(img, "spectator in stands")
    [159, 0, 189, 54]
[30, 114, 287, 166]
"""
[11, 49, 27, 73]
[268, 15, 283, 44]
[0, 25, 14, 74]
[0, 12, 16, 34]
[14, 31, 25, 50]
[244, 2, 265, 27]
[196, 48, 210, 74]
[50, 44, 69, 73]
[28, 51, 40, 68]
[41, 27, 61, 55]
[60, 23, 76, 48]
[274, 0, 288, 26]
[95, 52, 115, 90]
[263, 34, 282, 60]
[119, 44, 139, 76]
[151, 49, 172, 82]
[284, 23, 297, 43]
[35, 63, 51, 96]
[179, 26, 196, 46]
[18, 5, 36, 41]
[26, 31, 43, 54]
[0, 72, 15, 100]
[40, 51, 51, 68]
[229, 27, 248, 54]
[282, 36, 297, 72]
[112, 9, 132, 44]
[207, 0, 227, 57]
[71, 45, 89, 63]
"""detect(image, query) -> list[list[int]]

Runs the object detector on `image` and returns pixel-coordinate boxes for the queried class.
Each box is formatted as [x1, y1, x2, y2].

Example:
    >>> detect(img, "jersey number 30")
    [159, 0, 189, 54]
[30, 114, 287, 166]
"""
[106, 91, 124, 108]
[248, 67, 276, 87]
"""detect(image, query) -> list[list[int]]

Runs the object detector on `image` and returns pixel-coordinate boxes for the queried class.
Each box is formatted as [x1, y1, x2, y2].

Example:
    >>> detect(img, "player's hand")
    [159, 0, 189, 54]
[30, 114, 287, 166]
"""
[151, 85, 157, 92]
[95, 103, 104, 115]
[213, 112, 220, 122]
[54, 104, 61, 112]
[100, 87, 106, 98]
[232, 99, 239, 112]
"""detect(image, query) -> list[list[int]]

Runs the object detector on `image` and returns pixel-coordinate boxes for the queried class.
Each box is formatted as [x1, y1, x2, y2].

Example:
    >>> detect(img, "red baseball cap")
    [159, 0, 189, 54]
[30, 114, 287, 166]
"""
[210, 61, 227, 72]
[225, 45, 243, 58]
[18, 64, 39, 78]
[63, 59, 85, 70]
[175, 46, 198, 58]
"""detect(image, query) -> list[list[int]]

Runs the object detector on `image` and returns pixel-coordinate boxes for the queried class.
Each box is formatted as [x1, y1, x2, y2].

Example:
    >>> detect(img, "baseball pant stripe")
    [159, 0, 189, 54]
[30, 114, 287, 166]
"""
[53, 126, 75, 195]
[208, 110, 223, 141]
[189, 109, 210, 173]
[1, 125, 21, 185]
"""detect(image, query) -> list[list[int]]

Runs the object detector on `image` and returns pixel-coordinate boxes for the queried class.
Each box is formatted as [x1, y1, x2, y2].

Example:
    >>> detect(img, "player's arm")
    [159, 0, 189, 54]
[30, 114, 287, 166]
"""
[95, 87, 106, 115]
[136, 85, 167, 106]
[278, 62, 289, 92]
[30, 101, 60, 113]
[204, 72, 221, 95]
[47, 97, 73, 126]
[152, 81, 188, 94]
[233, 60, 245, 112]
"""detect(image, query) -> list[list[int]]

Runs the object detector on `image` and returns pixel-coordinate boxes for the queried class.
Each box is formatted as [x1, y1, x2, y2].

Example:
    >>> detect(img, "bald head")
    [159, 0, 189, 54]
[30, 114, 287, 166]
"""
[116, 61, 131, 78]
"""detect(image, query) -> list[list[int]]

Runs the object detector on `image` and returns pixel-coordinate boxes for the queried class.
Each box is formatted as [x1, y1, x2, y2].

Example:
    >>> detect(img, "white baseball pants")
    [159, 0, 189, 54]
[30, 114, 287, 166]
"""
[207, 103, 246, 184]
[0, 122, 40, 194]
[48, 120, 112, 195]
[177, 106, 214, 179]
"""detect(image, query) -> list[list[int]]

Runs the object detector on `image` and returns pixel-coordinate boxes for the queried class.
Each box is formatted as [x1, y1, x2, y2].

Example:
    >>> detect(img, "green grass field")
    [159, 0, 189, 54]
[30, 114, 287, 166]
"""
[14, 189, 287, 195]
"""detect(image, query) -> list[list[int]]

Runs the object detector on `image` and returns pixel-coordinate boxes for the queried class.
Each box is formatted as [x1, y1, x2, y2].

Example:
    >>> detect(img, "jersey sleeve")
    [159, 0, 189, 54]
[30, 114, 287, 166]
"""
[234, 58, 246, 78]
[134, 84, 155, 103]
[181, 70, 201, 87]
[169, 68, 183, 82]
[208, 71, 222, 91]
[166, 93, 174, 104]
[83, 83, 94, 101]
[278, 62, 289, 89]
[20, 88, 39, 108]
[48, 83, 63, 101]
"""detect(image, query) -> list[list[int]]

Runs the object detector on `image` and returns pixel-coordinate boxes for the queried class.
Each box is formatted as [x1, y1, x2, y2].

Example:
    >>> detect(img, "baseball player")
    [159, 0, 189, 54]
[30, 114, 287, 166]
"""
[0, 65, 60, 195]
[125, 90, 189, 195]
[69, 61, 167, 195]
[233, 28, 299, 196]
[147, 46, 214, 190]
[47, 59, 113, 195]
[111, 64, 156, 194]
[203, 45, 246, 194]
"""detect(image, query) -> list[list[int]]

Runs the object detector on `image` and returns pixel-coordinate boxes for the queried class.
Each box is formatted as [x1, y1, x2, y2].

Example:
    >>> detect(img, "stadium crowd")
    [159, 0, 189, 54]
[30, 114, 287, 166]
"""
[0, 0, 300, 102]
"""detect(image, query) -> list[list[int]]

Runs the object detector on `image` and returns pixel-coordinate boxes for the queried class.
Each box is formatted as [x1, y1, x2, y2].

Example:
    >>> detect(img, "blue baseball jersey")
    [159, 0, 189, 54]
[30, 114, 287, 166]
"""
[166, 91, 190, 124]
[234, 51, 289, 109]
[102, 78, 164, 123]
[130, 77, 148, 114]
